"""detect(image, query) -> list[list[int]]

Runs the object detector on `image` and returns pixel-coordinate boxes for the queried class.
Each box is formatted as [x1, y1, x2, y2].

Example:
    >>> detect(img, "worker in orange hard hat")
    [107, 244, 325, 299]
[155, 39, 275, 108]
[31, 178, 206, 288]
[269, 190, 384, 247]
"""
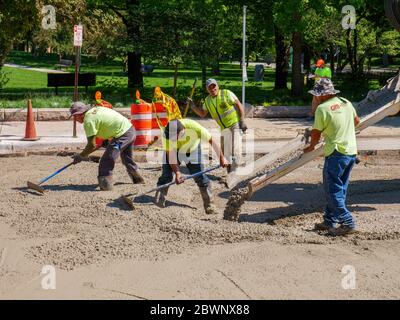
[308, 59, 333, 116]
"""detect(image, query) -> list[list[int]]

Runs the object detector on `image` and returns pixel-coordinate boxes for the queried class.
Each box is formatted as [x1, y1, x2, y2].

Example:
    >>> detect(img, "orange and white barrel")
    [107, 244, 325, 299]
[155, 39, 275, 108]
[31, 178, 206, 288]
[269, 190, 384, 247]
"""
[95, 92, 114, 148]
[131, 102, 153, 148]
[151, 102, 168, 140]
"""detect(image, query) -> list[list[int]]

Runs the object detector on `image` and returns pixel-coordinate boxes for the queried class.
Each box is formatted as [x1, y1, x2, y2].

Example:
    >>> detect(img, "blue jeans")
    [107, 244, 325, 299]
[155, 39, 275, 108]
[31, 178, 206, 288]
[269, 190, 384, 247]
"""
[157, 145, 210, 188]
[323, 150, 356, 228]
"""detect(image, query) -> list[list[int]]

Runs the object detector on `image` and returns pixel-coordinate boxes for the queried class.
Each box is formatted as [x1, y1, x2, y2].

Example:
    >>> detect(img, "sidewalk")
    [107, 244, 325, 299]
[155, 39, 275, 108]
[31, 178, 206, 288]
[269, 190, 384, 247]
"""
[1, 117, 400, 155]
[4, 63, 67, 74]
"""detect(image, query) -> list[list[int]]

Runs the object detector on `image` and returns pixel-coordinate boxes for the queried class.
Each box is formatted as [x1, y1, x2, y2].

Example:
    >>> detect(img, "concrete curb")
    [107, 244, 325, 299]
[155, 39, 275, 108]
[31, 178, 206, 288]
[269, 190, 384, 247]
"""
[1, 104, 312, 121]
[252, 106, 310, 118]
[2, 108, 132, 122]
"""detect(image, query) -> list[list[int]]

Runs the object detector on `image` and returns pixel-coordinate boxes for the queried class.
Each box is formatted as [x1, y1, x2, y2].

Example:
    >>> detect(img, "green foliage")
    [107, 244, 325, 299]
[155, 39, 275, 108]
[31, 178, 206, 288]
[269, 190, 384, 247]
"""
[0, 70, 10, 89]
[0, 0, 38, 66]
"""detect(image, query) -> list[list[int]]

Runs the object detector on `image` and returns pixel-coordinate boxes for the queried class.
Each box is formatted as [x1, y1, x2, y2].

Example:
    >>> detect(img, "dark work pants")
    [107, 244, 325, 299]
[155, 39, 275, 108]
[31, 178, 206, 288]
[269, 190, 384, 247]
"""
[157, 145, 210, 188]
[99, 127, 138, 177]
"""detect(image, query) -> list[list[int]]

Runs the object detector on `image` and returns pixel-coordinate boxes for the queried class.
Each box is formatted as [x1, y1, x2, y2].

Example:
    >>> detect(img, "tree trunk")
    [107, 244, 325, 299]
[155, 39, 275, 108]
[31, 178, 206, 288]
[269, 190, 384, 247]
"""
[274, 26, 288, 90]
[201, 60, 207, 90]
[172, 63, 178, 98]
[346, 29, 355, 73]
[303, 45, 311, 73]
[291, 31, 303, 97]
[127, 51, 143, 88]
[212, 58, 220, 75]
[329, 43, 335, 76]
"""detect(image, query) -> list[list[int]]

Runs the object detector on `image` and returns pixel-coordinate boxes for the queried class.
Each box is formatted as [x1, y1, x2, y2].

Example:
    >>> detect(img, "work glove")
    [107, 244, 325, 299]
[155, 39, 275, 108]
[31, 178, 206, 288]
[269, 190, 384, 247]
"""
[186, 97, 196, 109]
[72, 153, 84, 165]
[101, 139, 110, 148]
[239, 119, 248, 133]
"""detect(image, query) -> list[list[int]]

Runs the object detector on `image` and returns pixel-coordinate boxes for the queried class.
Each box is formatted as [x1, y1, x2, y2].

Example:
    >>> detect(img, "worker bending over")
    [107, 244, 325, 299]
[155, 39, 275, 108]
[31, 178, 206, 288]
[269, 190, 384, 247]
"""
[70, 102, 144, 190]
[155, 119, 228, 214]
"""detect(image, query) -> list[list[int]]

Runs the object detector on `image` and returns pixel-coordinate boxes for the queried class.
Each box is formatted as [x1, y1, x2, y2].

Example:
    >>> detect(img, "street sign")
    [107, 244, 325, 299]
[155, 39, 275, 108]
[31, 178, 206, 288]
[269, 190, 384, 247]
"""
[73, 25, 83, 47]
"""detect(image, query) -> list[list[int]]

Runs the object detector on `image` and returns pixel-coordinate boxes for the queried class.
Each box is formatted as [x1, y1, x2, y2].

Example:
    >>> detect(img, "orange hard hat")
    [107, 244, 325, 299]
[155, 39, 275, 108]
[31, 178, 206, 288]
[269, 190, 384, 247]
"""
[316, 59, 325, 67]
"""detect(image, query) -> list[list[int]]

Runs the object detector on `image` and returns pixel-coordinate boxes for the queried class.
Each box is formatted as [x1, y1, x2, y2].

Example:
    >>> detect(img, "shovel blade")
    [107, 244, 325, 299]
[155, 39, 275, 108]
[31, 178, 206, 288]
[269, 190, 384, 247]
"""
[121, 195, 135, 210]
[27, 181, 45, 194]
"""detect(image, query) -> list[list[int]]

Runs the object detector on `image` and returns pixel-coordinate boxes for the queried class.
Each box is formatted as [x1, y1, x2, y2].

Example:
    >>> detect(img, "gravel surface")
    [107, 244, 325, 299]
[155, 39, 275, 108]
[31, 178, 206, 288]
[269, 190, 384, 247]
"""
[0, 154, 399, 271]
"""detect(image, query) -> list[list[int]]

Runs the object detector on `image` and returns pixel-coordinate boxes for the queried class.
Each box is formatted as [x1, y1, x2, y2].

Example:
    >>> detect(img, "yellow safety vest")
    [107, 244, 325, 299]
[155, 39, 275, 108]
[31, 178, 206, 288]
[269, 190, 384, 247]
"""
[204, 89, 239, 129]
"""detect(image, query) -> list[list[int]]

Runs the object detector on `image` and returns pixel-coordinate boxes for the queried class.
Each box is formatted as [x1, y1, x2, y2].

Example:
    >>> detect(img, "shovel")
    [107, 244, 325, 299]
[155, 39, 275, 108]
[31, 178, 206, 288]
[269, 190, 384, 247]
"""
[27, 162, 75, 194]
[122, 164, 221, 210]
[27, 147, 101, 194]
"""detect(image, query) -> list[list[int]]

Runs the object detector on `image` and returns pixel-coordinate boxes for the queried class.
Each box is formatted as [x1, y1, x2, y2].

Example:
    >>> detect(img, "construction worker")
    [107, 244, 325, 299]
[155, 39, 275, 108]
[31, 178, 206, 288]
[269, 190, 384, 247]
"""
[154, 119, 229, 214]
[70, 101, 144, 190]
[304, 78, 360, 237]
[309, 59, 332, 116]
[189, 78, 247, 173]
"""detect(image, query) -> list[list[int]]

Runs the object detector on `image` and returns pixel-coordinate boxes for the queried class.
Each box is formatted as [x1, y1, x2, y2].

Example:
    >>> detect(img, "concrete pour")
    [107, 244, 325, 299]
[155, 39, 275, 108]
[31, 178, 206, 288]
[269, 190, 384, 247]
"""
[0, 153, 399, 272]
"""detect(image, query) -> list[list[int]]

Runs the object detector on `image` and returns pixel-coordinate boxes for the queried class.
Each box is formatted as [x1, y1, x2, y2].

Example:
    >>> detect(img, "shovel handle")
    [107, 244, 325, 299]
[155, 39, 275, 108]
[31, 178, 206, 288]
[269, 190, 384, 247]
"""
[136, 165, 221, 197]
[38, 162, 74, 185]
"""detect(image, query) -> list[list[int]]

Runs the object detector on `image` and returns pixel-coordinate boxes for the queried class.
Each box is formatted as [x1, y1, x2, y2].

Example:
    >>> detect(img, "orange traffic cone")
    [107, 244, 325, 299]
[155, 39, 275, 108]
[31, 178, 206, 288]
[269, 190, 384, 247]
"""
[22, 99, 39, 141]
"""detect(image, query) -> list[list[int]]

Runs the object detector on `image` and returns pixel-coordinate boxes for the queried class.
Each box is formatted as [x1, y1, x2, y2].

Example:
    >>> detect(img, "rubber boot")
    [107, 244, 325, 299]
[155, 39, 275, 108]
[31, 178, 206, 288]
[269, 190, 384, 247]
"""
[98, 175, 113, 191]
[127, 169, 145, 184]
[199, 186, 219, 215]
[154, 187, 169, 208]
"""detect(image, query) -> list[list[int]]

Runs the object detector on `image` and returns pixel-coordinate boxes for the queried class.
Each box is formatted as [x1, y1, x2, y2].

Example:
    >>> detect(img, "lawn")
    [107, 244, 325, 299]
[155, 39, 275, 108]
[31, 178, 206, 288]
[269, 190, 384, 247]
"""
[0, 50, 394, 109]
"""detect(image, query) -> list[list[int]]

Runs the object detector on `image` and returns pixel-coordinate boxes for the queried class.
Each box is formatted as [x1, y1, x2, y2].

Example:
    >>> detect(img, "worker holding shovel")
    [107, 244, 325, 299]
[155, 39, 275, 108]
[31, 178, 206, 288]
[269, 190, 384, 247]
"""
[70, 102, 145, 191]
[189, 78, 247, 173]
[154, 119, 229, 214]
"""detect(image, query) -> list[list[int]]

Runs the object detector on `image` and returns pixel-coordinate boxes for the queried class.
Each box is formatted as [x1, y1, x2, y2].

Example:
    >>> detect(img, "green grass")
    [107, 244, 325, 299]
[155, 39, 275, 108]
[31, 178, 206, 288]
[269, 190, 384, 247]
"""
[1, 50, 395, 109]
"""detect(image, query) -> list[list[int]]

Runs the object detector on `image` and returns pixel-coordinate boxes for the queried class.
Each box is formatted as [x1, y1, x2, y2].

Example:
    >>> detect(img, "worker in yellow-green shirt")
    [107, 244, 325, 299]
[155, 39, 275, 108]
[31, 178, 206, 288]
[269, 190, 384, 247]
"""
[155, 119, 228, 215]
[189, 78, 247, 173]
[309, 59, 332, 116]
[304, 78, 360, 237]
[70, 102, 144, 191]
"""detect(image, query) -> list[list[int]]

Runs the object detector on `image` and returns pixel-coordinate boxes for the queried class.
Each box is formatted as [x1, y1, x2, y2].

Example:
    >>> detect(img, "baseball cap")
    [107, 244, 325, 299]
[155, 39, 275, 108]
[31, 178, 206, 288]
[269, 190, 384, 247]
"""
[69, 101, 91, 118]
[308, 78, 340, 97]
[206, 78, 218, 88]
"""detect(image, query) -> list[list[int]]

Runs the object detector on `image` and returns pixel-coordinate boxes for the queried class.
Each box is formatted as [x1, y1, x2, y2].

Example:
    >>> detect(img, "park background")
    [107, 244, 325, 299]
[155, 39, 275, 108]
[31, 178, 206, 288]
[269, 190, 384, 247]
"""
[1, 0, 399, 110]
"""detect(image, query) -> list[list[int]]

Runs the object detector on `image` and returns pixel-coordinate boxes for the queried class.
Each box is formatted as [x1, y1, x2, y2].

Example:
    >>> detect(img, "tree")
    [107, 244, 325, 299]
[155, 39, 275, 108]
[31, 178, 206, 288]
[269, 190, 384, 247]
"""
[274, 0, 334, 96]
[0, 0, 38, 67]
[89, 0, 144, 88]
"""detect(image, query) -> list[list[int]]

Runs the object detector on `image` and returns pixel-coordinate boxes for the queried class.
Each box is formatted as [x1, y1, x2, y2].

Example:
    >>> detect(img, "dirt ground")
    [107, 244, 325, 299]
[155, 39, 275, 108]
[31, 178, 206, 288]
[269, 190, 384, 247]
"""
[0, 152, 399, 299]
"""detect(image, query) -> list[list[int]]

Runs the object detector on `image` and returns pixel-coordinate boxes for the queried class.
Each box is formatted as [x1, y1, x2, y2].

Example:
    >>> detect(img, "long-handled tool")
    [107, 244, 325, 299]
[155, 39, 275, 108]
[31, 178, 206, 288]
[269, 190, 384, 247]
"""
[27, 163, 75, 194]
[27, 147, 101, 194]
[122, 164, 221, 209]
[183, 78, 197, 118]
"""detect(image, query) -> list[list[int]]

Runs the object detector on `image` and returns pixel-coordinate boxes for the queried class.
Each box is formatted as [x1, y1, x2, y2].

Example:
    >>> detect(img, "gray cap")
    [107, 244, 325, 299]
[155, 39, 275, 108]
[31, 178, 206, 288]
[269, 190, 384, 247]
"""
[69, 101, 91, 118]
[206, 78, 218, 88]
[308, 78, 340, 96]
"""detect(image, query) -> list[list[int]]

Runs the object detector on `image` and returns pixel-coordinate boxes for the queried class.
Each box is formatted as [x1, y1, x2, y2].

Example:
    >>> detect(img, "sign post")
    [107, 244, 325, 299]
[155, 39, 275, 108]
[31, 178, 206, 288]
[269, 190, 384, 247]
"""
[73, 24, 83, 138]
[242, 6, 247, 109]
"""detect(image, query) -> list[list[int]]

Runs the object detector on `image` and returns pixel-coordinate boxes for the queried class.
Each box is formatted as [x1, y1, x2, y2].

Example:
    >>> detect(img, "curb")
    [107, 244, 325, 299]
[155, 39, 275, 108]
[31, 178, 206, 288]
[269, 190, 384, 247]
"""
[252, 106, 310, 118]
[2, 105, 312, 121]
[2, 108, 132, 121]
